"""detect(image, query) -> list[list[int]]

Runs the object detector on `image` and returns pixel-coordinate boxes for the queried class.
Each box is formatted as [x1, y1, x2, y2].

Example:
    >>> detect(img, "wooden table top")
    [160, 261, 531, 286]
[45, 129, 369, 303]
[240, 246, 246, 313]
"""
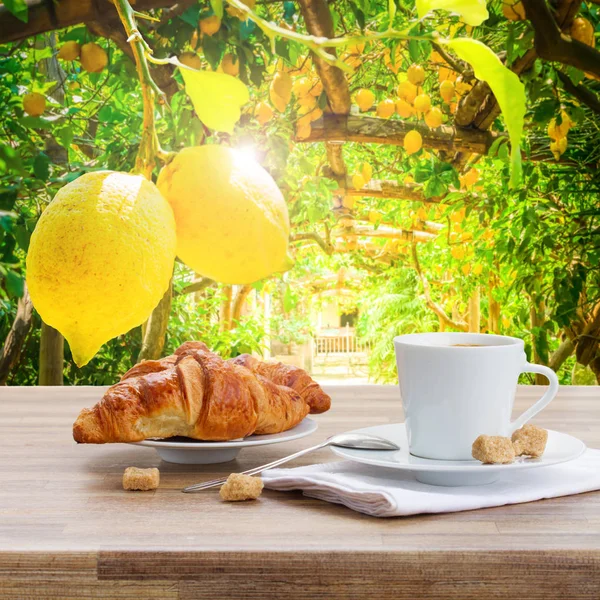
[1, 385, 600, 599]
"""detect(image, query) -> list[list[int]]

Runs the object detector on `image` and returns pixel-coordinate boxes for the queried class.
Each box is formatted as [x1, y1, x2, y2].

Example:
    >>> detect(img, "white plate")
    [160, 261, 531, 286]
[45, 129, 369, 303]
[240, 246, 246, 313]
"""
[331, 423, 586, 486]
[131, 417, 318, 464]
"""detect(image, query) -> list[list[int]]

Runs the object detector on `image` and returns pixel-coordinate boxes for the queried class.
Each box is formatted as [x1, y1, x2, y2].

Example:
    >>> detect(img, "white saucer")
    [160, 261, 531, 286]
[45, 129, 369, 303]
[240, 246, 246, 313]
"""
[132, 417, 317, 464]
[331, 423, 586, 486]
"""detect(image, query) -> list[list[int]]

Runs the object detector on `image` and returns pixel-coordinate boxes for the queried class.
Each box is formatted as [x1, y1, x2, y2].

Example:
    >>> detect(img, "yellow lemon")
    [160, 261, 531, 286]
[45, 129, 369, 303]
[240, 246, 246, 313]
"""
[179, 52, 202, 70]
[424, 107, 443, 128]
[272, 71, 292, 99]
[440, 79, 455, 103]
[396, 99, 413, 118]
[23, 92, 46, 117]
[570, 17, 595, 47]
[157, 146, 291, 285]
[404, 130, 422, 155]
[254, 102, 274, 125]
[462, 167, 480, 188]
[200, 14, 221, 36]
[220, 53, 239, 77]
[57, 41, 80, 61]
[548, 111, 572, 140]
[407, 64, 426, 86]
[352, 173, 366, 190]
[414, 93, 431, 114]
[26, 171, 176, 367]
[397, 81, 418, 103]
[376, 99, 396, 119]
[356, 88, 375, 111]
[80, 42, 108, 73]
[292, 77, 312, 98]
[270, 72, 292, 112]
[550, 137, 568, 159]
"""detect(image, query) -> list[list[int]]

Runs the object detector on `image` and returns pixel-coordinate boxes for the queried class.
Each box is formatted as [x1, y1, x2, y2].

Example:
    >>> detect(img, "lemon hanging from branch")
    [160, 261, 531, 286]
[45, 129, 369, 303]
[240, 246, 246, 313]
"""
[26, 172, 177, 367]
[157, 146, 292, 285]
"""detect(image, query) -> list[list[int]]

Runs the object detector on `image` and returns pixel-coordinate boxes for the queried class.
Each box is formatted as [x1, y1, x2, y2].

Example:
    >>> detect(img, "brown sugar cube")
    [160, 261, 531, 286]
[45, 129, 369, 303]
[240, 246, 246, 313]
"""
[511, 424, 548, 458]
[220, 473, 264, 502]
[123, 467, 160, 491]
[472, 435, 516, 464]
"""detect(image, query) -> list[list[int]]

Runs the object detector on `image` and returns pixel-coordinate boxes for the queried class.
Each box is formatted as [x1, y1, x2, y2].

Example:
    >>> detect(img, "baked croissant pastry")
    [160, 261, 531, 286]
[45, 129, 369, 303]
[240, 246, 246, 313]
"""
[228, 354, 331, 414]
[73, 343, 313, 444]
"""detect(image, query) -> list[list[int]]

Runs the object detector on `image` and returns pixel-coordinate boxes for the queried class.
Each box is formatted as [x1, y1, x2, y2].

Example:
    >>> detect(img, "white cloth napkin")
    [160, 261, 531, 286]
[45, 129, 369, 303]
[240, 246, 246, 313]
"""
[261, 449, 600, 518]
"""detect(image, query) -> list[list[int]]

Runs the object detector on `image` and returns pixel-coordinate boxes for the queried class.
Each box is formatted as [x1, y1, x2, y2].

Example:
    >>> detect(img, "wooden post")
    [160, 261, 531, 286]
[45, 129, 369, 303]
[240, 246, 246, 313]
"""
[468, 287, 481, 333]
[39, 322, 64, 385]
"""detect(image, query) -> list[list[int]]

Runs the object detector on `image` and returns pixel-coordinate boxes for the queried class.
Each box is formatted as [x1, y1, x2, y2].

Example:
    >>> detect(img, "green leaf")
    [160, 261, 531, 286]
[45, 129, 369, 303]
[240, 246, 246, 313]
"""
[415, 0, 488, 26]
[425, 176, 447, 198]
[14, 225, 30, 252]
[210, 0, 224, 20]
[446, 38, 526, 188]
[179, 4, 203, 27]
[56, 126, 74, 150]
[180, 68, 249, 133]
[388, 0, 396, 24]
[33, 152, 50, 181]
[3, 0, 28, 22]
[5, 270, 24, 299]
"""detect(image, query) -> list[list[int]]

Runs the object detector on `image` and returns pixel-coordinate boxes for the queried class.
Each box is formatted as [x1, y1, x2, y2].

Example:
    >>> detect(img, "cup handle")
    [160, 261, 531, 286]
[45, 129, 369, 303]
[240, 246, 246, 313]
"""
[509, 363, 559, 435]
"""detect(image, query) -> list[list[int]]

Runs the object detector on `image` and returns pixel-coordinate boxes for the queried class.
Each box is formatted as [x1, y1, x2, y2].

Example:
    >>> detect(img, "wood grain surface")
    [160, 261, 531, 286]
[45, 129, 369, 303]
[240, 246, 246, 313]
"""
[1, 385, 599, 598]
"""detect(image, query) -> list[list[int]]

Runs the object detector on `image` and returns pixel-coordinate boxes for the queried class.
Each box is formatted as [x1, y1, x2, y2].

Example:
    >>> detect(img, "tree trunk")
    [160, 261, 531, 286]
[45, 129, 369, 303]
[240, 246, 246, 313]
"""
[487, 284, 500, 334]
[220, 286, 233, 331]
[549, 337, 575, 372]
[232, 285, 252, 324]
[137, 281, 172, 362]
[39, 323, 64, 385]
[0, 284, 33, 385]
[530, 296, 548, 384]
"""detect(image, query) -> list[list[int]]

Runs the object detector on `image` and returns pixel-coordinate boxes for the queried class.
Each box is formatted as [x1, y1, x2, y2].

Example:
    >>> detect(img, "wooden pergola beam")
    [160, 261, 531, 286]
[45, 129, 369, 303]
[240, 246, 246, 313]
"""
[336, 225, 437, 242]
[353, 215, 445, 234]
[301, 115, 502, 155]
[344, 178, 435, 202]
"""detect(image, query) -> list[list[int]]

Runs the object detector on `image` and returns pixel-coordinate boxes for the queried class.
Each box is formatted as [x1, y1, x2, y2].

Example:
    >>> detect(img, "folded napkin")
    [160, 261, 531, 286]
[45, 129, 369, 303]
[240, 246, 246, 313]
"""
[261, 449, 600, 518]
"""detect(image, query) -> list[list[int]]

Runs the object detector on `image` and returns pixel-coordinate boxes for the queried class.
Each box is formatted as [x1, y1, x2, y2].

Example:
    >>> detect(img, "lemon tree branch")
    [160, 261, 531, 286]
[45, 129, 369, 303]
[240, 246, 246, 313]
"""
[113, 0, 167, 178]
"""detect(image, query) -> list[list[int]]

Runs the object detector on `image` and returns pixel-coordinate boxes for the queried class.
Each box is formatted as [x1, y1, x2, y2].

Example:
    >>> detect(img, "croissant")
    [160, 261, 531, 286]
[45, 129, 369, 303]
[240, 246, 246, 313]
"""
[73, 343, 310, 444]
[228, 354, 331, 414]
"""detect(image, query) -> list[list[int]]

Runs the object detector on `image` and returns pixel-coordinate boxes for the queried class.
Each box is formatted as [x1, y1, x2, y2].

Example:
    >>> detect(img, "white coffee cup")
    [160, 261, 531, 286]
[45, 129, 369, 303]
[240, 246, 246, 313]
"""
[394, 333, 559, 460]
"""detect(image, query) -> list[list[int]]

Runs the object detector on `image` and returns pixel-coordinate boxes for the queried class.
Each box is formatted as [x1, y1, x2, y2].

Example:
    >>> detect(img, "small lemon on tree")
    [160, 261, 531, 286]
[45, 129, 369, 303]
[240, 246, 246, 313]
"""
[22, 92, 46, 117]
